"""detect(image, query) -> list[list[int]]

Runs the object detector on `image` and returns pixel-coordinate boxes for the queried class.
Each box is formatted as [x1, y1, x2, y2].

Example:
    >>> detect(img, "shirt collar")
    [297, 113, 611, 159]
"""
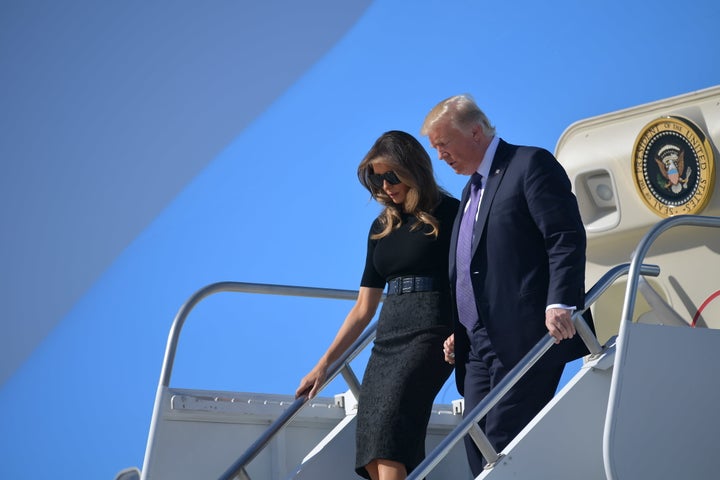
[475, 135, 499, 179]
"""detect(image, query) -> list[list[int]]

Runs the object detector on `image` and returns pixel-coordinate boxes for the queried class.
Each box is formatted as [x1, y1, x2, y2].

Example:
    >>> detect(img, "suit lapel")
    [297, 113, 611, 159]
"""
[472, 140, 511, 253]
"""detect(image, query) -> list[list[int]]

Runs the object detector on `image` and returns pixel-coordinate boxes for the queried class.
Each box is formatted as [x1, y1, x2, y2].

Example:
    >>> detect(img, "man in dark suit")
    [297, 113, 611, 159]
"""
[420, 94, 590, 476]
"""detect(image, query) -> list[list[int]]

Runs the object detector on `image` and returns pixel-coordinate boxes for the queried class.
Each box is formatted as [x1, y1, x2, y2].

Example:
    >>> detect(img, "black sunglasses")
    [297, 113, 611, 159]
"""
[368, 171, 402, 189]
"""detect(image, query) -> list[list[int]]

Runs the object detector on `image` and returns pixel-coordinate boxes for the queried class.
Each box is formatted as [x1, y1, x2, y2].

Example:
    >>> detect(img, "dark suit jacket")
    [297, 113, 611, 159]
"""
[450, 139, 592, 395]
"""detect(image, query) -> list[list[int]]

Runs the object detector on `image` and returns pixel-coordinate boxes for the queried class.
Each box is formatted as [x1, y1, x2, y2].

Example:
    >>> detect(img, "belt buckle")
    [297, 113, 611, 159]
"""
[401, 276, 415, 294]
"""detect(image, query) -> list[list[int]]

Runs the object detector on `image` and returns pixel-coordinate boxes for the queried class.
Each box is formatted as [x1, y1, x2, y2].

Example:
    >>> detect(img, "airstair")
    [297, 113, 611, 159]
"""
[137, 283, 472, 480]
[132, 215, 720, 480]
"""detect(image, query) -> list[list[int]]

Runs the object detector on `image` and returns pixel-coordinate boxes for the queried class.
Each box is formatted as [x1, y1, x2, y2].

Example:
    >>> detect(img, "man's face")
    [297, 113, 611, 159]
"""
[428, 119, 487, 175]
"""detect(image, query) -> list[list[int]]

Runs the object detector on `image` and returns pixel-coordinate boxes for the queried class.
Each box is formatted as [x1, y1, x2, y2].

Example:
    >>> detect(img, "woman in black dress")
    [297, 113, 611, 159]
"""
[296, 130, 459, 480]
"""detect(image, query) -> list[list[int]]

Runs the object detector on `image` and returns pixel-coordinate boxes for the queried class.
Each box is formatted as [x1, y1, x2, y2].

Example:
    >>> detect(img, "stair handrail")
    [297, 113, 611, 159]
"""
[406, 261, 661, 480]
[619, 215, 720, 328]
[218, 315, 380, 480]
[604, 214, 720, 480]
[140, 281, 375, 480]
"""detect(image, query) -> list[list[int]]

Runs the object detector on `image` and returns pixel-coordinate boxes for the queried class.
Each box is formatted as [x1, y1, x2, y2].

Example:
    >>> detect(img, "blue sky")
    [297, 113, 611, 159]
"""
[1, 1, 719, 478]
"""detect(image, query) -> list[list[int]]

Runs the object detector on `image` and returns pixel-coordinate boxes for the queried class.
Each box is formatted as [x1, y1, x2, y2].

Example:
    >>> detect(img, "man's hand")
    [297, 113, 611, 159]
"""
[443, 334, 455, 364]
[545, 308, 576, 344]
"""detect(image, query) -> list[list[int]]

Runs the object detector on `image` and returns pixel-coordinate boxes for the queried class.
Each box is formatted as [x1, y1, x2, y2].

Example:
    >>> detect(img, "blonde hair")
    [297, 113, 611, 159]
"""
[357, 131, 445, 239]
[421, 94, 496, 137]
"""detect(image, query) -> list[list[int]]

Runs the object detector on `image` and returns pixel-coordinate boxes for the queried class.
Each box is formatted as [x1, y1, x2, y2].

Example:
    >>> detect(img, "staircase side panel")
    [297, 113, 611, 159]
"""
[479, 353, 613, 480]
[605, 323, 720, 480]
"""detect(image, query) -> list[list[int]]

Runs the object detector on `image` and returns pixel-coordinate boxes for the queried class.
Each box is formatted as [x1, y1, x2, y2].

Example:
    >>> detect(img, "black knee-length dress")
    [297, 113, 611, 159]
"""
[355, 194, 459, 478]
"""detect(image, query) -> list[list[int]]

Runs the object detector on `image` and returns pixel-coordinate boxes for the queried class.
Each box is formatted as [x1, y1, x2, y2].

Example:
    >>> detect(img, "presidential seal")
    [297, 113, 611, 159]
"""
[632, 116, 715, 217]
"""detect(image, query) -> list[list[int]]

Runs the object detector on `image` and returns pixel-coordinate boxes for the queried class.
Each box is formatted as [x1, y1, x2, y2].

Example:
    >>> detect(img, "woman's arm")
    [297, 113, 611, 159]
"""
[295, 286, 384, 399]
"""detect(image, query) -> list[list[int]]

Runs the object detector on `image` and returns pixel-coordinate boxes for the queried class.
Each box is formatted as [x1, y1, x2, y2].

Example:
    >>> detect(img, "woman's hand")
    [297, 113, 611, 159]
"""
[295, 364, 327, 399]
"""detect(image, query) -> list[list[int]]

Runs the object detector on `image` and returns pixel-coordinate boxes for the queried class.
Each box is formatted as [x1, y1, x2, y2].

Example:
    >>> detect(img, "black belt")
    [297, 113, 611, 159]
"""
[386, 276, 435, 295]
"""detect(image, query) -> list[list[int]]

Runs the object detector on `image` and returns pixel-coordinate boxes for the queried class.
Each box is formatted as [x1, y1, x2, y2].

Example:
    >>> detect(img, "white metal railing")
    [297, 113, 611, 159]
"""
[139, 282, 374, 480]
[141, 254, 669, 480]
[604, 214, 720, 480]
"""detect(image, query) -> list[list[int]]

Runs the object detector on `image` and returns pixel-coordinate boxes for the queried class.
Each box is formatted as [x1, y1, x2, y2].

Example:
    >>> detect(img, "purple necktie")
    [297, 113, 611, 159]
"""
[456, 173, 483, 331]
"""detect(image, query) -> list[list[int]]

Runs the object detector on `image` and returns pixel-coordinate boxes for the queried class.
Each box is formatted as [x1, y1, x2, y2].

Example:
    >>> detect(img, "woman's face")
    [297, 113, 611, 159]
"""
[372, 161, 409, 205]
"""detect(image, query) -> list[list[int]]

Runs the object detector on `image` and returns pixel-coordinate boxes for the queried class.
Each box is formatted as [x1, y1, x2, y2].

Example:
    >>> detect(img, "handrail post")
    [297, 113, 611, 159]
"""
[231, 468, 250, 480]
[340, 365, 362, 400]
[468, 424, 500, 467]
[573, 309, 602, 355]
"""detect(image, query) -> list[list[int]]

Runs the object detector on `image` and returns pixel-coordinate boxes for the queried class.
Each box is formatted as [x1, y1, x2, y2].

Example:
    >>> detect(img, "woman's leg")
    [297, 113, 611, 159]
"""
[364, 459, 407, 480]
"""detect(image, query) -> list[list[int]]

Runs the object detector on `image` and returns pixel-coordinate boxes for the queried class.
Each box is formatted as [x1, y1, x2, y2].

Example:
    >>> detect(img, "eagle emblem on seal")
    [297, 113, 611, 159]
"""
[654, 144, 692, 194]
